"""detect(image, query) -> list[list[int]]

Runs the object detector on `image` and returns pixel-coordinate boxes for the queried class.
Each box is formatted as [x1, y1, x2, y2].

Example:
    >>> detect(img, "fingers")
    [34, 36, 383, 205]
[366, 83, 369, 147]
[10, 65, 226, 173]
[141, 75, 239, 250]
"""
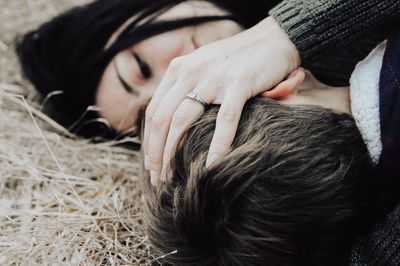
[143, 58, 182, 158]
[143, 19, 302, 183]
[261, 69, 305, 99]
[206, 91, 246, 168]
[161, 98, 205, 180]
[145, 83, 196, 186]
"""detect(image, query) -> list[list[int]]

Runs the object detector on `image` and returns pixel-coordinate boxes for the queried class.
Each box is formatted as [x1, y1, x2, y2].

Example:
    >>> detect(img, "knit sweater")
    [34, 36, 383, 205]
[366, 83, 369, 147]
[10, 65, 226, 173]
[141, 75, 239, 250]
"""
[350, 205, 400, 266]
[269, 0, 400, 62]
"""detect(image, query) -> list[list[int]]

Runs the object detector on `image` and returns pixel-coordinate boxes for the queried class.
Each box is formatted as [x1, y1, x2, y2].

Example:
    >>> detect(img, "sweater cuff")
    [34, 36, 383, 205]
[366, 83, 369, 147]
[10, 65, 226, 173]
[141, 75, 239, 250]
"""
[269, 1, 317, 62]
[269, 0, 400, 62]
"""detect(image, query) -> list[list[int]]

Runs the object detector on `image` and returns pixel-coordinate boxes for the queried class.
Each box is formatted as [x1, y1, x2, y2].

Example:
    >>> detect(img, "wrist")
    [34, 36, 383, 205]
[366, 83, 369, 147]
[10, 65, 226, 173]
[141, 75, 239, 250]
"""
[257, 16, 301, 70]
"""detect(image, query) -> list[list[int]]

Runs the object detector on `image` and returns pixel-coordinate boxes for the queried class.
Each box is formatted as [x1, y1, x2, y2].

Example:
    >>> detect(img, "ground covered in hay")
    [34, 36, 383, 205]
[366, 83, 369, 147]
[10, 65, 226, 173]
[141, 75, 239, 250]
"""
[0, 1, 155, 264]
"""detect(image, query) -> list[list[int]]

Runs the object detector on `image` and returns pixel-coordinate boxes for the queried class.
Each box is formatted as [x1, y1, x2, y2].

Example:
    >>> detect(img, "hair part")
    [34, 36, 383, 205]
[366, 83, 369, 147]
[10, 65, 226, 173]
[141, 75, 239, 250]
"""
[144, 98, 378, 266]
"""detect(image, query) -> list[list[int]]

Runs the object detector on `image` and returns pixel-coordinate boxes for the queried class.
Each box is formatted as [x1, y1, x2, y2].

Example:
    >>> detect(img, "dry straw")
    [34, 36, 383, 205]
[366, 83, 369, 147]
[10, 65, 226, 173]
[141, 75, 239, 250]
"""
[0, 0, 155, 264]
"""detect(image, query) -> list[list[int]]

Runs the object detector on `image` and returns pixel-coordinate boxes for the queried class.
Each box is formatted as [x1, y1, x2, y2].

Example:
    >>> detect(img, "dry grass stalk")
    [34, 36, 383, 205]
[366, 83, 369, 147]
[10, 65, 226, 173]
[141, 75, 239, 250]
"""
[0, 0, 155, 264]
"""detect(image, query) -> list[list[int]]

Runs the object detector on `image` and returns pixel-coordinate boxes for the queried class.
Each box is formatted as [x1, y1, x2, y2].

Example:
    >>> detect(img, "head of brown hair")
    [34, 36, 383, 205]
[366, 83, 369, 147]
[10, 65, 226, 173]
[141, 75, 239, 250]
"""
[143, 97, 378, 266]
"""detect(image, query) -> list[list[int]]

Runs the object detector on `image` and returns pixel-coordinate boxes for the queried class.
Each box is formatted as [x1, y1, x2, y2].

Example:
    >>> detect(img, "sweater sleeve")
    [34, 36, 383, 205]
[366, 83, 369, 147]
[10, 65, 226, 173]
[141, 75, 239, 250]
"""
[269, 0, 400, 62]
[350, 204, 400, 266]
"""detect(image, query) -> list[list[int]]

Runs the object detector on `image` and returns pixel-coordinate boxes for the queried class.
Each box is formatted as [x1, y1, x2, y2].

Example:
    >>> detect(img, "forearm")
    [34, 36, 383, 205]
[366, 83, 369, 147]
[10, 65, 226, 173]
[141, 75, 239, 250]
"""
[269, 0, 400, 62]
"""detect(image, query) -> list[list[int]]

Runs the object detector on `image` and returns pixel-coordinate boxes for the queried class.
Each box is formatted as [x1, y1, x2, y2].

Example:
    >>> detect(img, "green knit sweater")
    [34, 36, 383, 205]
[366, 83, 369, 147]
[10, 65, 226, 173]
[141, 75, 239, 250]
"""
[269, 0, 400, 61]
[268, 0, 400, 87]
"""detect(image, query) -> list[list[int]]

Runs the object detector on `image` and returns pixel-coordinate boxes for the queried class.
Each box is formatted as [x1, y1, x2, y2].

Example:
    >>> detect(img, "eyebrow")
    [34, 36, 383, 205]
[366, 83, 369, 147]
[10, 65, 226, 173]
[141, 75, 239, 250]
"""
[113, 59, 140, 96]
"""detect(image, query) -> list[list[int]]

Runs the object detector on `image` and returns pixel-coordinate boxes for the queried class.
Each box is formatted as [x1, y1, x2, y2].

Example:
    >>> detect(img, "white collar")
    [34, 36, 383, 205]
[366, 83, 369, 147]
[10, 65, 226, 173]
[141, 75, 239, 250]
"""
[349, 41, 386, 164]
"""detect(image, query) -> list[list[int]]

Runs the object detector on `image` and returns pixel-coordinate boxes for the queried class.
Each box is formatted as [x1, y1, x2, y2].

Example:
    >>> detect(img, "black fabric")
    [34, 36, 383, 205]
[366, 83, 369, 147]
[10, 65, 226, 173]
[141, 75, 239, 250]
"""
[350, 28, 400, 266]
[350, 205, 400, 266]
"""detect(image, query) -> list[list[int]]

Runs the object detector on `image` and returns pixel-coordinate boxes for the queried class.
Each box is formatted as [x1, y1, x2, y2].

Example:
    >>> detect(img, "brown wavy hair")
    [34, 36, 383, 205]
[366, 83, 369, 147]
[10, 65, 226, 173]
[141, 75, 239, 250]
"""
[142, 97, 378, 266]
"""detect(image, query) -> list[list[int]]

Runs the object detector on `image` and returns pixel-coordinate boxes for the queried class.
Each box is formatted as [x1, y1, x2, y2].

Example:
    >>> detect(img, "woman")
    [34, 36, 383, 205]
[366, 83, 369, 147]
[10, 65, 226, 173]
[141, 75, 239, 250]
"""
[17, 0, 378, 141]
[16, 0, 399, 263]
[16, 0, 280, 139]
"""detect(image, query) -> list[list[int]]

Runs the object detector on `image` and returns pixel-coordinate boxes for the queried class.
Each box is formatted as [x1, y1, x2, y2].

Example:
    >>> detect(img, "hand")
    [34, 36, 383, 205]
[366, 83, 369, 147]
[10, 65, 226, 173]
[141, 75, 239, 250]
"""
[143, 17, 300, 186]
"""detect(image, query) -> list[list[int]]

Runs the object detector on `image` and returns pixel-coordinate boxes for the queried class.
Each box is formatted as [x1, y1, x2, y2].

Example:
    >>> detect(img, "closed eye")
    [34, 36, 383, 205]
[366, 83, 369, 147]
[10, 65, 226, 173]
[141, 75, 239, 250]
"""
[113, 60, 139, 96]
[131, 52, 152, 79]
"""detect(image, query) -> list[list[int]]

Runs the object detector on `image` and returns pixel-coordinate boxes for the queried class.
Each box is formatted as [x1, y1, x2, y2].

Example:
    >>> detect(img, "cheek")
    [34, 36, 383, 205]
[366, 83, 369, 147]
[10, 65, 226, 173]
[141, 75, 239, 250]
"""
[134, 31, 192, 75]
[96, 65, 141, 132]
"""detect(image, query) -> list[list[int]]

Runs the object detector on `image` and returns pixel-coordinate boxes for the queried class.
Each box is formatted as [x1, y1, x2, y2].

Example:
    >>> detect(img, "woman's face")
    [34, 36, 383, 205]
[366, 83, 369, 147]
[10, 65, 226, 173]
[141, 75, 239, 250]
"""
[96, 1, 243, 132]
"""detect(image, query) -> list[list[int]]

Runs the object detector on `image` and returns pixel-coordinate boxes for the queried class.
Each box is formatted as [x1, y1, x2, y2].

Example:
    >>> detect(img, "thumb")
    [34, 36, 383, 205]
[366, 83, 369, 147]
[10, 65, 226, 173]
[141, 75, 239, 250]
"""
[261, 68, 305, 99]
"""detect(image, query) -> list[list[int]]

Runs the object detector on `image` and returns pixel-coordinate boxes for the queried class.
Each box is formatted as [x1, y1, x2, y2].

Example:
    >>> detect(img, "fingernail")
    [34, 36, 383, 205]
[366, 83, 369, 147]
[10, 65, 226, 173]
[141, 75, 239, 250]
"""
[144, 156, 149, 169]
[206, 153, 219, 168]
[150, 171, 159, 186]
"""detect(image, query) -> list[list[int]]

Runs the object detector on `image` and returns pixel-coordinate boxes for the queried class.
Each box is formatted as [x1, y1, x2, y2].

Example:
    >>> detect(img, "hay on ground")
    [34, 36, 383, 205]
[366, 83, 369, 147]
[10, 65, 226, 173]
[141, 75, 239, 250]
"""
[0, 0, 156, 264]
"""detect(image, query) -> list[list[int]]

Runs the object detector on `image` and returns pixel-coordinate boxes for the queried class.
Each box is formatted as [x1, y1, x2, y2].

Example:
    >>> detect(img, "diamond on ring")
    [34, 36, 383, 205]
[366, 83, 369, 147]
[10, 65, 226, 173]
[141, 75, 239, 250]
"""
[185, 91, 209, 107]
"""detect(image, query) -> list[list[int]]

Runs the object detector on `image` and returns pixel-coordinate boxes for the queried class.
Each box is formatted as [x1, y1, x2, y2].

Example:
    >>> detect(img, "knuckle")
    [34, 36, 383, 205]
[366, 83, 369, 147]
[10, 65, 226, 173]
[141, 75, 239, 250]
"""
[169, 57, 184, 70]
[147, 154, 161, 168]
[151, 112, 166, 130]
[172, 108, 191, 126]
[219, 107, 239, 122]
[182, 61, 201, 75]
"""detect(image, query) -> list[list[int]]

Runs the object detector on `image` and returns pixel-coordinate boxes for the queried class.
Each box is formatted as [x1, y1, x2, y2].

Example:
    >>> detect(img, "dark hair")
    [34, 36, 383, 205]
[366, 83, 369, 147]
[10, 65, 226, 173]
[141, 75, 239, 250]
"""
[16, 0, 279, 139]
[144, 98, 379, 266]
[15, 0, 232, 138]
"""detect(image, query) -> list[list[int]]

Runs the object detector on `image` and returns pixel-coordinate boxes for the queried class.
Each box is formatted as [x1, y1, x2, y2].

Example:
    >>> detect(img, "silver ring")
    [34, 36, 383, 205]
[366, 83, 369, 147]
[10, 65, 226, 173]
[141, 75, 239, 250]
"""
[185, 91, 209, 107]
